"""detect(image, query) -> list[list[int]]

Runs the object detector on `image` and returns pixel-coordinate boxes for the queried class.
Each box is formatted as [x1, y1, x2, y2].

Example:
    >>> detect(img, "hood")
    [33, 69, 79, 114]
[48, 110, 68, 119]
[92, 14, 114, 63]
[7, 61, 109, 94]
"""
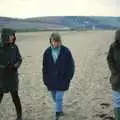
[1, 28, 16, 44]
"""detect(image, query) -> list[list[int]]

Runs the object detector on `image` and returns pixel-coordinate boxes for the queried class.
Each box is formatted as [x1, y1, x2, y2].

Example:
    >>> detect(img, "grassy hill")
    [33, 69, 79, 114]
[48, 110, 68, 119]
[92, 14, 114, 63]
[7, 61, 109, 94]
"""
[0, 16, 119, 32]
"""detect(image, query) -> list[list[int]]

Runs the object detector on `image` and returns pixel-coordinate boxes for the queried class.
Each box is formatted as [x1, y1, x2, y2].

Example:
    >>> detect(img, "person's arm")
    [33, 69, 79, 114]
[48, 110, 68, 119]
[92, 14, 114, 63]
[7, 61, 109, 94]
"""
[7, 45, 22, 71]
[66, 48, 75, 80]
[14, 46, 22, 69]
[42, 51, 48, 86]
[107, 45, 117, 74]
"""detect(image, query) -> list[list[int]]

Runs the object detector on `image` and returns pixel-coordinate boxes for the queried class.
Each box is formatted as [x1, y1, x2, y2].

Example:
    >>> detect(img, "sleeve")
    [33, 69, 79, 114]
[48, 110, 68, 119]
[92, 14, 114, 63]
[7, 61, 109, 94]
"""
[66, 48, 75, 80]
[42, 51, 48, 86]
[14, 46, 22, 69]
[107, 45, 117, 74]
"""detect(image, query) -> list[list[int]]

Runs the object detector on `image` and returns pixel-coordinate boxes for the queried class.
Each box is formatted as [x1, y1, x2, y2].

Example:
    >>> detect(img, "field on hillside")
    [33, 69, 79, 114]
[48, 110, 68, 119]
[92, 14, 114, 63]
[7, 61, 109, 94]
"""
[0, 31, 115, 120]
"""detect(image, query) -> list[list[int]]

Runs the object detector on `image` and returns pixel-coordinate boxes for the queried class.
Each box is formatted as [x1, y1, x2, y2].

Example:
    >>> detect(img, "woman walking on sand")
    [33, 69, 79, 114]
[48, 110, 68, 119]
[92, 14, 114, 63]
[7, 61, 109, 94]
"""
[42, 32, 75, 120]
[107, 29, 120, 120]
[0, 28, 23, 120]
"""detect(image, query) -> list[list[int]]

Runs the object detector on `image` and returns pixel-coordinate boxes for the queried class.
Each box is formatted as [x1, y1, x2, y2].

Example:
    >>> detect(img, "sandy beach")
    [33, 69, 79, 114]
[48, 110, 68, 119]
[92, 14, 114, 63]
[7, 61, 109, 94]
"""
[0, 30, 115, 120]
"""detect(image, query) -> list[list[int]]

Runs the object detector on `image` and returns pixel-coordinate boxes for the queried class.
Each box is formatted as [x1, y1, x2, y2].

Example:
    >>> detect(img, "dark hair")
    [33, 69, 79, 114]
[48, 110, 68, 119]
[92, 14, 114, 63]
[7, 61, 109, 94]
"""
[1, 28, 16, 44]
[13, 33, 16, 43]
[49, 32, 61, 43]
[115, 29, 120, 41]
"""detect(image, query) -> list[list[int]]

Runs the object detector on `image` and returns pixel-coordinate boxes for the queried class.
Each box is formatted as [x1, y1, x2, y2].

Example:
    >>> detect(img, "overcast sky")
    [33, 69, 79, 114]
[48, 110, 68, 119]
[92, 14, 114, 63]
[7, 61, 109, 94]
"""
[0, 0, 119, 18]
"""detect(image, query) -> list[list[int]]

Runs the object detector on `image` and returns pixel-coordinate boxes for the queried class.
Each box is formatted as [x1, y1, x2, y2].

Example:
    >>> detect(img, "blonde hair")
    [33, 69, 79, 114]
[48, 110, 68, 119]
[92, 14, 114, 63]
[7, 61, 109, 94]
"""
[49, 32, 61, 43]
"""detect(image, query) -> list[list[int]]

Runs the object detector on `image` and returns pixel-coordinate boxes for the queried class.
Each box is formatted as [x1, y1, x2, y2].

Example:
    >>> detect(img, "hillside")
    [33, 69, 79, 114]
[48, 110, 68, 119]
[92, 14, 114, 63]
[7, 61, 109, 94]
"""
[0, 16, 119, 31]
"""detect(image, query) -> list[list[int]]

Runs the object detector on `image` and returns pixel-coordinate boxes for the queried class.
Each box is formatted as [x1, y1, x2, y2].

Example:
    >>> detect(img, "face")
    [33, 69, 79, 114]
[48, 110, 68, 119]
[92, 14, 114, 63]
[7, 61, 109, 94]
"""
[4, 35, 14, 44]
[51, 39, 61, 48]
[9, 35, 14, 43]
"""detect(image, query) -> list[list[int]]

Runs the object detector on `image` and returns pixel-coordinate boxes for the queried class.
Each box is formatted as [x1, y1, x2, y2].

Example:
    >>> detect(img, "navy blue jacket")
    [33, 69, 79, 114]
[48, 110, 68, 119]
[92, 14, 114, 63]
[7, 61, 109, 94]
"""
[42, 45, 75, 91]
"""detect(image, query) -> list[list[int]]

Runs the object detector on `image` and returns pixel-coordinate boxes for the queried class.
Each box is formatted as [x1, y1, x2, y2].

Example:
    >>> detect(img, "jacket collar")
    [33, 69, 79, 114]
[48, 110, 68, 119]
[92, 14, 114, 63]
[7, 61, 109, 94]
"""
[49, 45, 64, 64]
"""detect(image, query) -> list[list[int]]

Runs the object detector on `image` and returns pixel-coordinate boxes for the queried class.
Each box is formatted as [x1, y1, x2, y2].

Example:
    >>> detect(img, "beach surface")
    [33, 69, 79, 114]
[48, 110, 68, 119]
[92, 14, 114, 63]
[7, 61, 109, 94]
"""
[0, 30, 115, 120]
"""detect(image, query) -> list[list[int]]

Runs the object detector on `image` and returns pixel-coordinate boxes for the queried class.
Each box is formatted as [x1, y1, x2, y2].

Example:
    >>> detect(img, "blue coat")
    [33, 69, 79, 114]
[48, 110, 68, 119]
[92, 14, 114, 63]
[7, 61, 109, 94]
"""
[42, 45, 75, 91]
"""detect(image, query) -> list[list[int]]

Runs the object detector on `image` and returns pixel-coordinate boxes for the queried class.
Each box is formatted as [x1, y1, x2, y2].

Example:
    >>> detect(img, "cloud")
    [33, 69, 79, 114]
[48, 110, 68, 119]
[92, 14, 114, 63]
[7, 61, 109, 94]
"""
[0, 0, 119, 18]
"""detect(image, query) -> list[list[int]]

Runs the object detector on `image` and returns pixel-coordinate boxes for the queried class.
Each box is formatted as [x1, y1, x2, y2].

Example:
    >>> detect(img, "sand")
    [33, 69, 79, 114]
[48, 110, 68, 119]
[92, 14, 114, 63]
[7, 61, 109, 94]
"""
[0, 30, 115, 120]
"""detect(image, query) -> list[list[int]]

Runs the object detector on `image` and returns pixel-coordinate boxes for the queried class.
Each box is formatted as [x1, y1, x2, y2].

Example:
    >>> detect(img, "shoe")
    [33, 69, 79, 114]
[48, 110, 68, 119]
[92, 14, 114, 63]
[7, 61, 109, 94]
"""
[56, 112, 64, 120]
[59, 112, 64, 116]
[16, 116, 23, 120]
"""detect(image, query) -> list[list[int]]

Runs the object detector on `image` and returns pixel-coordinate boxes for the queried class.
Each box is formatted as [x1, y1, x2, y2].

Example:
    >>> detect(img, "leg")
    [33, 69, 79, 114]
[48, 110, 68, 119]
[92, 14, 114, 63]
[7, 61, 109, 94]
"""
[0, 93, 4, 103]
[51, 91, 56, 102]
[55, 91, 64, 120]
[10, 91, 22, 120]
[112, 90, 120, 120]
[55, 91, 64, 112]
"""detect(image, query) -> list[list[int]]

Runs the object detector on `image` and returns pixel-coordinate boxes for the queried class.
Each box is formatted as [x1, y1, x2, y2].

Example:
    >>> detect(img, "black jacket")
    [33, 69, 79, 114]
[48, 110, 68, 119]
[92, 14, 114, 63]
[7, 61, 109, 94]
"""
[107, 42, 120, 91]
[0, 43, 22, 93]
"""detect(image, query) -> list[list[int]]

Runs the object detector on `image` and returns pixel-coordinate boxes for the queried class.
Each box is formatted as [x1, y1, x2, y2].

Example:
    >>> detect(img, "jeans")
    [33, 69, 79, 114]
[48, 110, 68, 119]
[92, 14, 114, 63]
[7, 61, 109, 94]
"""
[51, 91, 64, 112]
[112, 90, 120, 108]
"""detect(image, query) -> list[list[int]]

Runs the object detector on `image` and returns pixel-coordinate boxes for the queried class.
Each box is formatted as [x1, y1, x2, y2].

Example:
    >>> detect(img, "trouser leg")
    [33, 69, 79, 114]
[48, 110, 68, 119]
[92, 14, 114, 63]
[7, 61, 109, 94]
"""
[10, 91, 22, 119]
[0, 92, 4, 103]
[51, 91, 56, 102]
[55, 91, 64, 112]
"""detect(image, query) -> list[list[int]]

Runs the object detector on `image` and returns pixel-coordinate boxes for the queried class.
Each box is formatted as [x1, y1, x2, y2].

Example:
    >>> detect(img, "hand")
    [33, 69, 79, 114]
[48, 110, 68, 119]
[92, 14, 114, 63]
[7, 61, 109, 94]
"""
[14, 63, 18, 68]
[8, 64, 14, 69]
[7, 64, 16, 72]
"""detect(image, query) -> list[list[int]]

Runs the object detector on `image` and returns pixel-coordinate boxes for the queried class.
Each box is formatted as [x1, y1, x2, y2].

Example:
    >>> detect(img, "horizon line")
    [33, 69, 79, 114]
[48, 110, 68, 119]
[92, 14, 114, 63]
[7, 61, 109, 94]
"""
[0, 15, 119, 19]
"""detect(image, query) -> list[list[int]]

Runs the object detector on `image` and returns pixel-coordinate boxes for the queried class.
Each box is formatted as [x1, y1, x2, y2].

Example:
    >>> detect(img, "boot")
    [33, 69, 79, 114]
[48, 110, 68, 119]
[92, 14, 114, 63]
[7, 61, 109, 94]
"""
[56, 112, 64, 120]
[16, 116, 23, 120]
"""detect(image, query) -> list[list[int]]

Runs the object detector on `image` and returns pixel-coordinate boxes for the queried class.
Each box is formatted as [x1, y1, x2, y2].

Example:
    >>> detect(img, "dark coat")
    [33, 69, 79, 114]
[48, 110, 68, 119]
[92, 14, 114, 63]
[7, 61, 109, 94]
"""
[0, 43, 22, 93]
[42, 45, 75, 91]
[107, 42, 120, 91]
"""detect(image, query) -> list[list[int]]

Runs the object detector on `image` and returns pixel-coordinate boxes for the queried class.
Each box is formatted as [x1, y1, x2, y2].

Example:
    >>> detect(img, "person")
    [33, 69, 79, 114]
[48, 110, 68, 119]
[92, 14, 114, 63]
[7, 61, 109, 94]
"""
[107, 29, 120, 120]
[42, 32, 75, 120]
[0, 28, 23, 120]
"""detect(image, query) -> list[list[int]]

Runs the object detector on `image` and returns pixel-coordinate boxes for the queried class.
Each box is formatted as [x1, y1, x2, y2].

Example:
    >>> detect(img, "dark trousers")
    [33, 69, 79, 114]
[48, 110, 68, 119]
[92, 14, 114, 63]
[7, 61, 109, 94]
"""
[0, 91, 22, 118]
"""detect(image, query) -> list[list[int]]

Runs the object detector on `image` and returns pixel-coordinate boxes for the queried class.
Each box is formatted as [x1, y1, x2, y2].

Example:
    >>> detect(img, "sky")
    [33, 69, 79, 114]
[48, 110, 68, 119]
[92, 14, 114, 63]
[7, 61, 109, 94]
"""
[0, 0, 119, 18]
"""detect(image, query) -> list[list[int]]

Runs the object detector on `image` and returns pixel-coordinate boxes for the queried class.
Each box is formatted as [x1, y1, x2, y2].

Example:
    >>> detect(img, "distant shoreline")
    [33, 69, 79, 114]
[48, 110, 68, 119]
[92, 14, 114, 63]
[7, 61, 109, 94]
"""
[14, 28, 116, 33]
